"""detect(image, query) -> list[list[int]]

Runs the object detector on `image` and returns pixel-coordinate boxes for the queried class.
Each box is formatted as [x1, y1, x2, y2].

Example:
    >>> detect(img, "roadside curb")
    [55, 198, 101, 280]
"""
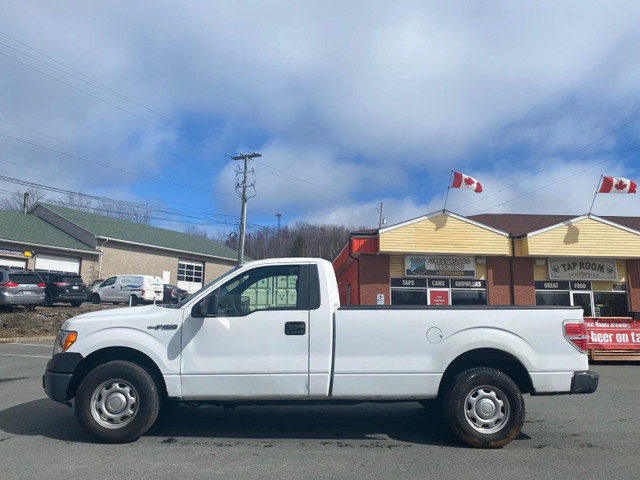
[0, 336, 56, 343]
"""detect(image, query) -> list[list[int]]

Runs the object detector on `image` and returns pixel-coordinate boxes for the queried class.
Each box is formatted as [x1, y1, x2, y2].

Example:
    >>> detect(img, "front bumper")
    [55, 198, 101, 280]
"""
[570, 370, 599, 394]
[42, 352, 83, 403]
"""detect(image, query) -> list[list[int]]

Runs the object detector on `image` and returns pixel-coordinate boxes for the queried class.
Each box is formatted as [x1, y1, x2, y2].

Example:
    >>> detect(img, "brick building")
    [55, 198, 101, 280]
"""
[0, 203, 239, 293]
[333, 210, 640, 318]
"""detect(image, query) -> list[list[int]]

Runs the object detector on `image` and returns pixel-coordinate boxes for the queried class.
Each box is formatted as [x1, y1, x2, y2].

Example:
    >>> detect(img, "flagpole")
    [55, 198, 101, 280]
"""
[588, 175, 603, 216]
[443, 170, 453, 212]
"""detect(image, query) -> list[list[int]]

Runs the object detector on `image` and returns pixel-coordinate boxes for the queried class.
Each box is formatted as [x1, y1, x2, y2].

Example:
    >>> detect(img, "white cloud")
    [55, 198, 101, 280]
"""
[1, 1, 640, 229]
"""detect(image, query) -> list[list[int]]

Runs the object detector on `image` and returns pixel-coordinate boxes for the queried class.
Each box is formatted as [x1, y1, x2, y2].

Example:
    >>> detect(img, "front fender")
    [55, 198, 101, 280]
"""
[69, 326, 181, 376]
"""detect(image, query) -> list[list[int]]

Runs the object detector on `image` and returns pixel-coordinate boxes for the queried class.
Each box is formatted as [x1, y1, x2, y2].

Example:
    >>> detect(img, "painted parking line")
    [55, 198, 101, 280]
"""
[0, 353, 51, 359]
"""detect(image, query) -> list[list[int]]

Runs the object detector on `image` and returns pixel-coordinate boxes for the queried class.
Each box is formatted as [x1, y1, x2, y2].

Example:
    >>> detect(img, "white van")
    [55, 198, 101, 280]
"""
[90, 274, 163, 306]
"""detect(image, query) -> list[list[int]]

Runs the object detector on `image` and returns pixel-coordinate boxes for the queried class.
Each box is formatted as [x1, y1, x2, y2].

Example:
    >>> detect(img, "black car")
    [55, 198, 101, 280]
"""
[163, 284, 188, 304]
[39, 272, 87, 307]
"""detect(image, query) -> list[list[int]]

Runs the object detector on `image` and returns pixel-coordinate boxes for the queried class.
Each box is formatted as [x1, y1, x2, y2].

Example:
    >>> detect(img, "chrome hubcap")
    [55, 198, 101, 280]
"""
[464, 386, 509, 434]
[91, 379, 138, 429]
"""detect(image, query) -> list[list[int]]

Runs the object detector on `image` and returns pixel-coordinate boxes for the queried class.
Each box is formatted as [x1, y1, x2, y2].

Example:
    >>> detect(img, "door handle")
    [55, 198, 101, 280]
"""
[284, 321, 306, 336]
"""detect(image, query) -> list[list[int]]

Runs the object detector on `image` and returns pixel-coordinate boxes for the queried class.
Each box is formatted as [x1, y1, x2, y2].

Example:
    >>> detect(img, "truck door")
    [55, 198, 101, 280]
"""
[181, 264, 311, 399]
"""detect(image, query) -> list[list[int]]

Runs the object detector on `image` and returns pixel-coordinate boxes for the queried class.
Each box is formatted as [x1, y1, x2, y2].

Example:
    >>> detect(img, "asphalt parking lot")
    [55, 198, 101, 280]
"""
[1, 341, 639, 480]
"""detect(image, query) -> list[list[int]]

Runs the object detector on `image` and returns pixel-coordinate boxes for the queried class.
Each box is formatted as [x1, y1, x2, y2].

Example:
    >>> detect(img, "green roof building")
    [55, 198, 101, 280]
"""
[13, 203, 242, 292]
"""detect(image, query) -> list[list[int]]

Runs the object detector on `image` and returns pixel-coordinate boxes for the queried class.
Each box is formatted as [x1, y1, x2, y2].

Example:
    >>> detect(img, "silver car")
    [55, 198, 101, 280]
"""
[0, 268, 46, 310]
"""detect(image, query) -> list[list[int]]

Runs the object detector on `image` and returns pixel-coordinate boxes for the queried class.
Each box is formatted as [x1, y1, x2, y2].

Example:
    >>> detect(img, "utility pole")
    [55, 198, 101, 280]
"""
[232, 152, 261, 264]
[276, 213, 282, 234]
[377, 202, 386, 228]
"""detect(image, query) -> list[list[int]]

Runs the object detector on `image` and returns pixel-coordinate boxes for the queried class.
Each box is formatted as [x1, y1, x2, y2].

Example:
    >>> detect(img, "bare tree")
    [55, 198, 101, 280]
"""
[184, 225, 210, 238]
[97, 200, 152, 225]
[236, 222, 352, 261]
[0, 188, 48, 212]
[53, 192, 93, 212]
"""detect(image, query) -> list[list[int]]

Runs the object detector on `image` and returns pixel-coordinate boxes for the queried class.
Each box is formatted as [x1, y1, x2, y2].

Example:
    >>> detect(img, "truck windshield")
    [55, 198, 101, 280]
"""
[164, 264, 244, 309]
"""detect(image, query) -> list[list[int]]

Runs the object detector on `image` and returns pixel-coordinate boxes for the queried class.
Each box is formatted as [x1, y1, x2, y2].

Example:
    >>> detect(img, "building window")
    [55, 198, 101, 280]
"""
[535, 292, 571, 306]
[593, 292, 628, 317]
[534, 280, 629, 317]
[178, 261, 203, 283]
[451, 289, 487, 305]
[391, 289, 427, 305]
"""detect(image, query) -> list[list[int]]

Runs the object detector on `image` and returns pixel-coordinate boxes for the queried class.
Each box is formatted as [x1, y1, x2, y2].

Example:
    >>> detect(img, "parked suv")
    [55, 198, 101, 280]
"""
[0, 268, 45, 310]
[39, 272, 87, 307]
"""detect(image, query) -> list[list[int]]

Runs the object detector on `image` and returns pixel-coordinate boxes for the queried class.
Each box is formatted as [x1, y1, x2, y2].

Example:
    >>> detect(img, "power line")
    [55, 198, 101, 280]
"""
[0, 31, 176, 124]
[0, 173, 239, 223]
[463, 112, 640, 210]
[0, 116, 75, 146]
[0, 156, 239, 223]
[0, 131, 234, 196]
[0, 49, 169, 130]
[470, 141, 640, 214]
[252, 158, 350, 198]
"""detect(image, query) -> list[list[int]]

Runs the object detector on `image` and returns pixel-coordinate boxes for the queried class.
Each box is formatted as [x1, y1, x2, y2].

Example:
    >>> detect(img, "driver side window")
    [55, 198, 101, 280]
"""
[217, 265, 300, 317]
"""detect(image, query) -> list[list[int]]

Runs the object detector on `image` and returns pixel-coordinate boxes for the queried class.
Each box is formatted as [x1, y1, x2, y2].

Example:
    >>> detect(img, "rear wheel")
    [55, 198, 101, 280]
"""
[43, 291, 53, 307]
[129, 295, 139, 306]
[70, 301, 82, 307]
[444, 367, 524, 448]
[74, 361, 160, 443]
[91, 294, 101, 304]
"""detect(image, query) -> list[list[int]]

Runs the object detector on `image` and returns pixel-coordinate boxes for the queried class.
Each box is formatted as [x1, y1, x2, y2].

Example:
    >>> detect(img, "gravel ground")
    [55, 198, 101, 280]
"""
[0, 303, 122, 339]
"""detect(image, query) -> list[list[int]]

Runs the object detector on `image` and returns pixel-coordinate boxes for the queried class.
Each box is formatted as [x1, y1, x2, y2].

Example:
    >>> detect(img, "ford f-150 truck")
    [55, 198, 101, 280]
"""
[43, 258, 598, 448]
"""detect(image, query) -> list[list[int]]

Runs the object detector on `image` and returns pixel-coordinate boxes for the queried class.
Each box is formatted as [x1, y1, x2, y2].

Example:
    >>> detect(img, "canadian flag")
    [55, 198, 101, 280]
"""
[599, 176, 637, 194]
[451, 171, 483, 193]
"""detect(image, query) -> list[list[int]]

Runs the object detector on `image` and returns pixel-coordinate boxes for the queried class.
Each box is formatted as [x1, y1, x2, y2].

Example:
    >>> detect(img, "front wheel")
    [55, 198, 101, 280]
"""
[91, 294, 101, 304]
[74, 361, 160, 443]
[444, 367, 524, 448]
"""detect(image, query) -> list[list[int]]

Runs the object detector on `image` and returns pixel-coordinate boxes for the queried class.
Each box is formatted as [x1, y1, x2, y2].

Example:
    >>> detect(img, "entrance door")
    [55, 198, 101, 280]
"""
[181, 264, 310, 399]
[572, 292, 593, 317]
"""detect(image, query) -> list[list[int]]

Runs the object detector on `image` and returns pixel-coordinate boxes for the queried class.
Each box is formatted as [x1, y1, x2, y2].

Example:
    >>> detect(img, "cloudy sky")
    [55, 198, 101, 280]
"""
[1, 1, 639, 235]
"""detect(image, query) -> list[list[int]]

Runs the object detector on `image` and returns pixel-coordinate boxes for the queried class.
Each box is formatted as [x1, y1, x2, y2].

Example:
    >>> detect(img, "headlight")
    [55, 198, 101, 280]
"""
[53, 330, 77, 355]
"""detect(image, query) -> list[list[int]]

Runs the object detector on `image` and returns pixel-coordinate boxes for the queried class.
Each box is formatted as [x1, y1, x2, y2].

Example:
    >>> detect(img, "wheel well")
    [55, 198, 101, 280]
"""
[68, 347, 168, 401]
[439, 348, 533, 397]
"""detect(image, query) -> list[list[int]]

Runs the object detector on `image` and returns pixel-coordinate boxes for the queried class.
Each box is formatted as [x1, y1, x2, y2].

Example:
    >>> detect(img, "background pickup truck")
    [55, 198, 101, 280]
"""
[43, 257, 598, 448]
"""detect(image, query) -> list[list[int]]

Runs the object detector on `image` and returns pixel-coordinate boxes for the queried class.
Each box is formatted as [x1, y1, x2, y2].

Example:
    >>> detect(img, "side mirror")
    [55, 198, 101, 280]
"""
[192, 291, 219, 318]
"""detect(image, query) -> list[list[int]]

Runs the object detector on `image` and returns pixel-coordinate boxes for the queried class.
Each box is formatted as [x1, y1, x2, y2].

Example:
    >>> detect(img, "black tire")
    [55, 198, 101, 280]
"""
[70, 301, 82, 307]
[91, 294, 101, 304]
[444, 367, 525, 449]
[129, 295, 139, 307]
[74, 360, 160, 443]
[43, 291, 53, 307]
[112, 302, 121, 305]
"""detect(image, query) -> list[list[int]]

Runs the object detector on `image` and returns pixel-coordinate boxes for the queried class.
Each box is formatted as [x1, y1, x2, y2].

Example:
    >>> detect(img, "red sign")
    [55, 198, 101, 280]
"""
[585, 318, 640, 350]
[429, 290, 449, 306]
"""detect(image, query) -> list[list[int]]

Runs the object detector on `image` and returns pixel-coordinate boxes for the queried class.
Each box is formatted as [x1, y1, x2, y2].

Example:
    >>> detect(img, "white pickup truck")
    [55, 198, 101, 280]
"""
[43, 257, 598, 448]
